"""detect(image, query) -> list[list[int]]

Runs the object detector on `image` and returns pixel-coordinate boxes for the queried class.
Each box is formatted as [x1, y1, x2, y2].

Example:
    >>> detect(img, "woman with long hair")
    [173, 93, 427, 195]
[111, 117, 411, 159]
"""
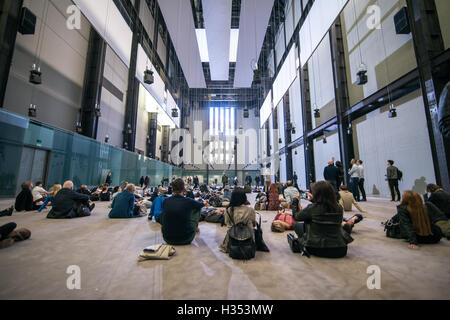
[290, 181, 357, 258]
[396, 190, 442, 249]
[267, 183, 280, 210]
[220, 188, 256, 253]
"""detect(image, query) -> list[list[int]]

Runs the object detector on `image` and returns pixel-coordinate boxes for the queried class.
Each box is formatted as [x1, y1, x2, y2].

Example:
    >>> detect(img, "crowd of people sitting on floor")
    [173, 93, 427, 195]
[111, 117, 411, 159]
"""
[1, 173, 449, 258]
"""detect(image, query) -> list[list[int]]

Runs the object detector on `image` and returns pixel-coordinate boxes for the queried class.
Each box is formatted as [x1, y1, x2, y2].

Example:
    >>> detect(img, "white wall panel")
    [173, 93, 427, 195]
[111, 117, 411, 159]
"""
[277, 101, 285, 148]
[289, 76, 303, 141]
[299, 0, 349, 67]
[273, 46, 297, 107]
[313, 132, 340, 181]
[353, 90, 435, 197]
[260, 90, 273, 127]
[74, 0, 132, 67]
[292, 145, 306, 190]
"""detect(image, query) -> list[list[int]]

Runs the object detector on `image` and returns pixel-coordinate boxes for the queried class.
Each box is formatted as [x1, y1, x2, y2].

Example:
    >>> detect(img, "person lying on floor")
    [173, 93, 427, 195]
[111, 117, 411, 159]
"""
[393, 190, 442, 250]
[290, 181, 361, 259]
[160, 178, 207, 245]
[15, 181, 43, 212]
[338, 185, 367, 213]
[47, 181, 95, 219]
[0, 222, 31, 249]
[220, 188, 256, 253]
[109, 184, 145, 218]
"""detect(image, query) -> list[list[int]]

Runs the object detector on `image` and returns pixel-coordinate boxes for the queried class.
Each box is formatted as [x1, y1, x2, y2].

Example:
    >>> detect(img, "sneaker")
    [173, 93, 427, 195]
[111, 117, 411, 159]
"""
[89, 203, 95, 212]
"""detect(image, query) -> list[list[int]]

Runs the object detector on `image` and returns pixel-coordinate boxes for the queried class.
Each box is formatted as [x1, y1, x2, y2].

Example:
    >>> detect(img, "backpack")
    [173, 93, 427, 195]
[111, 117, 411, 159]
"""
[397, 169, 403, 181]
[226, 208, 256, 260]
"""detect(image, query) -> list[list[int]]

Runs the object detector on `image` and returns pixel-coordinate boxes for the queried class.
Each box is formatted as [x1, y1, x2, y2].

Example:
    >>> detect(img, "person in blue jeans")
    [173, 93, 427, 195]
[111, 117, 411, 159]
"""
[348, 159, 360, 202]
[38, 183, 62, 212]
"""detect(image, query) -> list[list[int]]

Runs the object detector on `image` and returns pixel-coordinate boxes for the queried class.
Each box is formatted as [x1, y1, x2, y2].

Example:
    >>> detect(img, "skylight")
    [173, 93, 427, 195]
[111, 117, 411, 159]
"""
[195, 29, 239, 63]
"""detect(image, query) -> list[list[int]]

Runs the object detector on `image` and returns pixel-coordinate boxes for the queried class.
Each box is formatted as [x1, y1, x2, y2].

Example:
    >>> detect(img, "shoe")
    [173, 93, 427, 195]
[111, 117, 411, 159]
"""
[0, 238, 15, 249]
[89, 203, 95, 212]
[354, 214, 363, 224]
[8, 206, 13, 216]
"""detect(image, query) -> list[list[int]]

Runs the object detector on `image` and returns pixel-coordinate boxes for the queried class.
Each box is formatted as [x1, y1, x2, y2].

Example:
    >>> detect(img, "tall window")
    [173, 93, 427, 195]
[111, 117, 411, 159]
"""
[209, 107, 235, 164]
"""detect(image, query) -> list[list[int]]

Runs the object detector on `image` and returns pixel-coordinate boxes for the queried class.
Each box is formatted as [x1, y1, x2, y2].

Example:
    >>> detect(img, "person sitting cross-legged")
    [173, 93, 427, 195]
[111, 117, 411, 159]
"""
[47, 181, 95, 219]
[338, 185, 366, 213]
[109, 184, 145, 218]
[160, 178, 207, 245]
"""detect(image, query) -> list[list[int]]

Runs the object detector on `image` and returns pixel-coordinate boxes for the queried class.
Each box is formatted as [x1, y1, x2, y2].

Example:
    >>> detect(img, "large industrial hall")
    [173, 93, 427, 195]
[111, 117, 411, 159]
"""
[0, 0, 449, 302]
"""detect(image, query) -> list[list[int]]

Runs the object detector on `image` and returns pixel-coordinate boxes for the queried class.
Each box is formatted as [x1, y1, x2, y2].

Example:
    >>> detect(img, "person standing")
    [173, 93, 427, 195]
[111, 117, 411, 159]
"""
[139, 176, 145, 188]
[357, 160, 367, 201]
[255, 175, 260, 188]
[222, 173, 228, 188]
[105, 172, 112, 185]
[323, 159, 339, 192]
[233, 176, 238, 187]
[193, 176, 200, 189]
[387, 160, 401, 202]
[245, 173, 252, 186]
[348, 159, 360, 202]
[144, 176, 150, 188]
[335, 161, 344, 188]
[293, 171, 298, 189]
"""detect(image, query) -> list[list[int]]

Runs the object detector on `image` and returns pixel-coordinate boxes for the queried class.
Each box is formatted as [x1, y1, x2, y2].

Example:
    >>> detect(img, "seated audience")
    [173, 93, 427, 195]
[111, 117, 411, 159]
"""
[76, 185, 91, 196]
[220, 188, 256, 253]
[32, 181, 48, 203]
[109, 184, 144, 218]
[338, 186, 366, 213]
[37, 183, 62, 212]
[290, 181, 354, 258]
[15, 181, 43, 211]
[149, 192, 167, 222]
[425, 201, 450, 240]
[284, 181, 299, 206]
[395, 190, 442, 249]
[0, 222, 31, 249]
[160, 179, 206, 245]
[99, 186, 111, 201]
[268, 184, 280, 210]
[424, 184, 450, 218]
[112, 186, 121, 200]
[47, 181, 95, 219]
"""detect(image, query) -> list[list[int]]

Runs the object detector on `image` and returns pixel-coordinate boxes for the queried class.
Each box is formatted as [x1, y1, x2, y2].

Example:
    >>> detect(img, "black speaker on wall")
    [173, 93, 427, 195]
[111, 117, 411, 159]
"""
[394, 7, 410, 34]
[18, 7, 36, 35]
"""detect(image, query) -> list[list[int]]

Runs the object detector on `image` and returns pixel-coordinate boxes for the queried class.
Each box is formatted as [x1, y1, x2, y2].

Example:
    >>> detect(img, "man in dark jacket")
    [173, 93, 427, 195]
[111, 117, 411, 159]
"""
[245, 173, 252, 186]
[386, 160, 401, 202]
[47, 181, 94, 219]
[161, 179, 206, 245]
[425, 202, 450, 240]
[424, 184, 450, 219]
[323, 160, 340, 192]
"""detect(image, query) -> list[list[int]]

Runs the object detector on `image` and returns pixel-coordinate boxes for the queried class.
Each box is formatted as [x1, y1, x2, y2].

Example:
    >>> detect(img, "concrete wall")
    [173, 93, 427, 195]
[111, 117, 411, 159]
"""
[97, 45, 128, 148]
[313, 131, 340, 181]
[3, 0, 90, 131]
[341, 0, 417, 106]
[352, 90, 435, 197]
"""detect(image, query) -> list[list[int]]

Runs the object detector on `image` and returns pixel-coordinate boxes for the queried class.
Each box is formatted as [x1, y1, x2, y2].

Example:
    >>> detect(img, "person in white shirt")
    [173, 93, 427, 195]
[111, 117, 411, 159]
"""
[357, 160, 367, 201]
[31, 182, 48, 202]
[348, 159, 360, 201]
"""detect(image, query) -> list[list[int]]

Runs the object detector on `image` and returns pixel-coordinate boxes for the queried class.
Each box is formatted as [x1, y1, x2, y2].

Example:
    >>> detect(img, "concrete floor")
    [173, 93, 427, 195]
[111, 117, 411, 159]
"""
[0, 194, 449, 300]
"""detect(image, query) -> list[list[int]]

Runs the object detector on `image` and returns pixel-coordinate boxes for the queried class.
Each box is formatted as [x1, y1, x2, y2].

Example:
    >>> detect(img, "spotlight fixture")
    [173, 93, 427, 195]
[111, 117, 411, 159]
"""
[243, 108, 249, 118]
[28, 104, 36, 117]
[94, 104, 101, 117]
[123, 141, 129, 149]
[104, 135, 110, 143]
[75, 121, 82, 134]
[279, 138, 282, 144]
[323, 136, 327, 144]
[347, 124, 352, 135]
[388, 104, 397, 118]
[295, 151, 298, 155]
[313, 105, 320, 118]
[252, 60, 261, 84]
[146, 135, 150, 143]
[356, 63, 368, 85]
[126, 123, 132, 134]
[29, 64, 42, 84]
[171, 108, 179, 117]
[144, 68, 154, 85]
[291, 125, 296, 135]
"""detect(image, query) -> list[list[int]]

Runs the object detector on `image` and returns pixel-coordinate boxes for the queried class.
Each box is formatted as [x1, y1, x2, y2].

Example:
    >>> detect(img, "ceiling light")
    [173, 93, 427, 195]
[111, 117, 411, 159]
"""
[75, 121, 82, 134]
[314, 106, 320, 118]
[29, 64, 42, 84]
[323, 136, 327, 144]
[388, 104, 397, 118]
[28, 104, 36, 117]
[356, 63, 368, 85]
[104, 135, 110, 143]
[144, 69, 154, 85]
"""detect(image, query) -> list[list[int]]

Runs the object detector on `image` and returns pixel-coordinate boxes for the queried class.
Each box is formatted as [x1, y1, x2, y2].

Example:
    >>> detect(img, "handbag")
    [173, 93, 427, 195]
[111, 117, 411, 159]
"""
[76, 204, 91, 217]
[382, 218, 402, 239]
[255, 213, 269, 252]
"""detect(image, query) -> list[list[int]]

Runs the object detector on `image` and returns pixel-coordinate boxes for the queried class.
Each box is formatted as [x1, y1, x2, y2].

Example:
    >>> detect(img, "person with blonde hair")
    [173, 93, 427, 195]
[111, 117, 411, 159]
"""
[47, 181, 94, 219]
[37, 183, 62, 212]
[109, 184, 145, 218]
[395, 190, 442, 250]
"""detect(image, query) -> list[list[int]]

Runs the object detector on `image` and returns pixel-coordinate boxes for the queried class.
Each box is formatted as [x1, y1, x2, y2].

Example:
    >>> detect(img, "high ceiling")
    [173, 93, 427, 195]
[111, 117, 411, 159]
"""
[157, 0, 275, 90]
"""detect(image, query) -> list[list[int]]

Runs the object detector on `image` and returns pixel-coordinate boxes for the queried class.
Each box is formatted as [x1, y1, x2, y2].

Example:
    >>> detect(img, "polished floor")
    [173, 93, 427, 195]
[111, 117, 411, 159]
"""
[0, 194, 449, 300]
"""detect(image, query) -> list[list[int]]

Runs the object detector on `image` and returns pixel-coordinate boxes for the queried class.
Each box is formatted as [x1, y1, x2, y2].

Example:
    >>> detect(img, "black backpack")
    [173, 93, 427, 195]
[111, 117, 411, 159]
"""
[397, 168, 403, 181]
[226, 208, 256, 260]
